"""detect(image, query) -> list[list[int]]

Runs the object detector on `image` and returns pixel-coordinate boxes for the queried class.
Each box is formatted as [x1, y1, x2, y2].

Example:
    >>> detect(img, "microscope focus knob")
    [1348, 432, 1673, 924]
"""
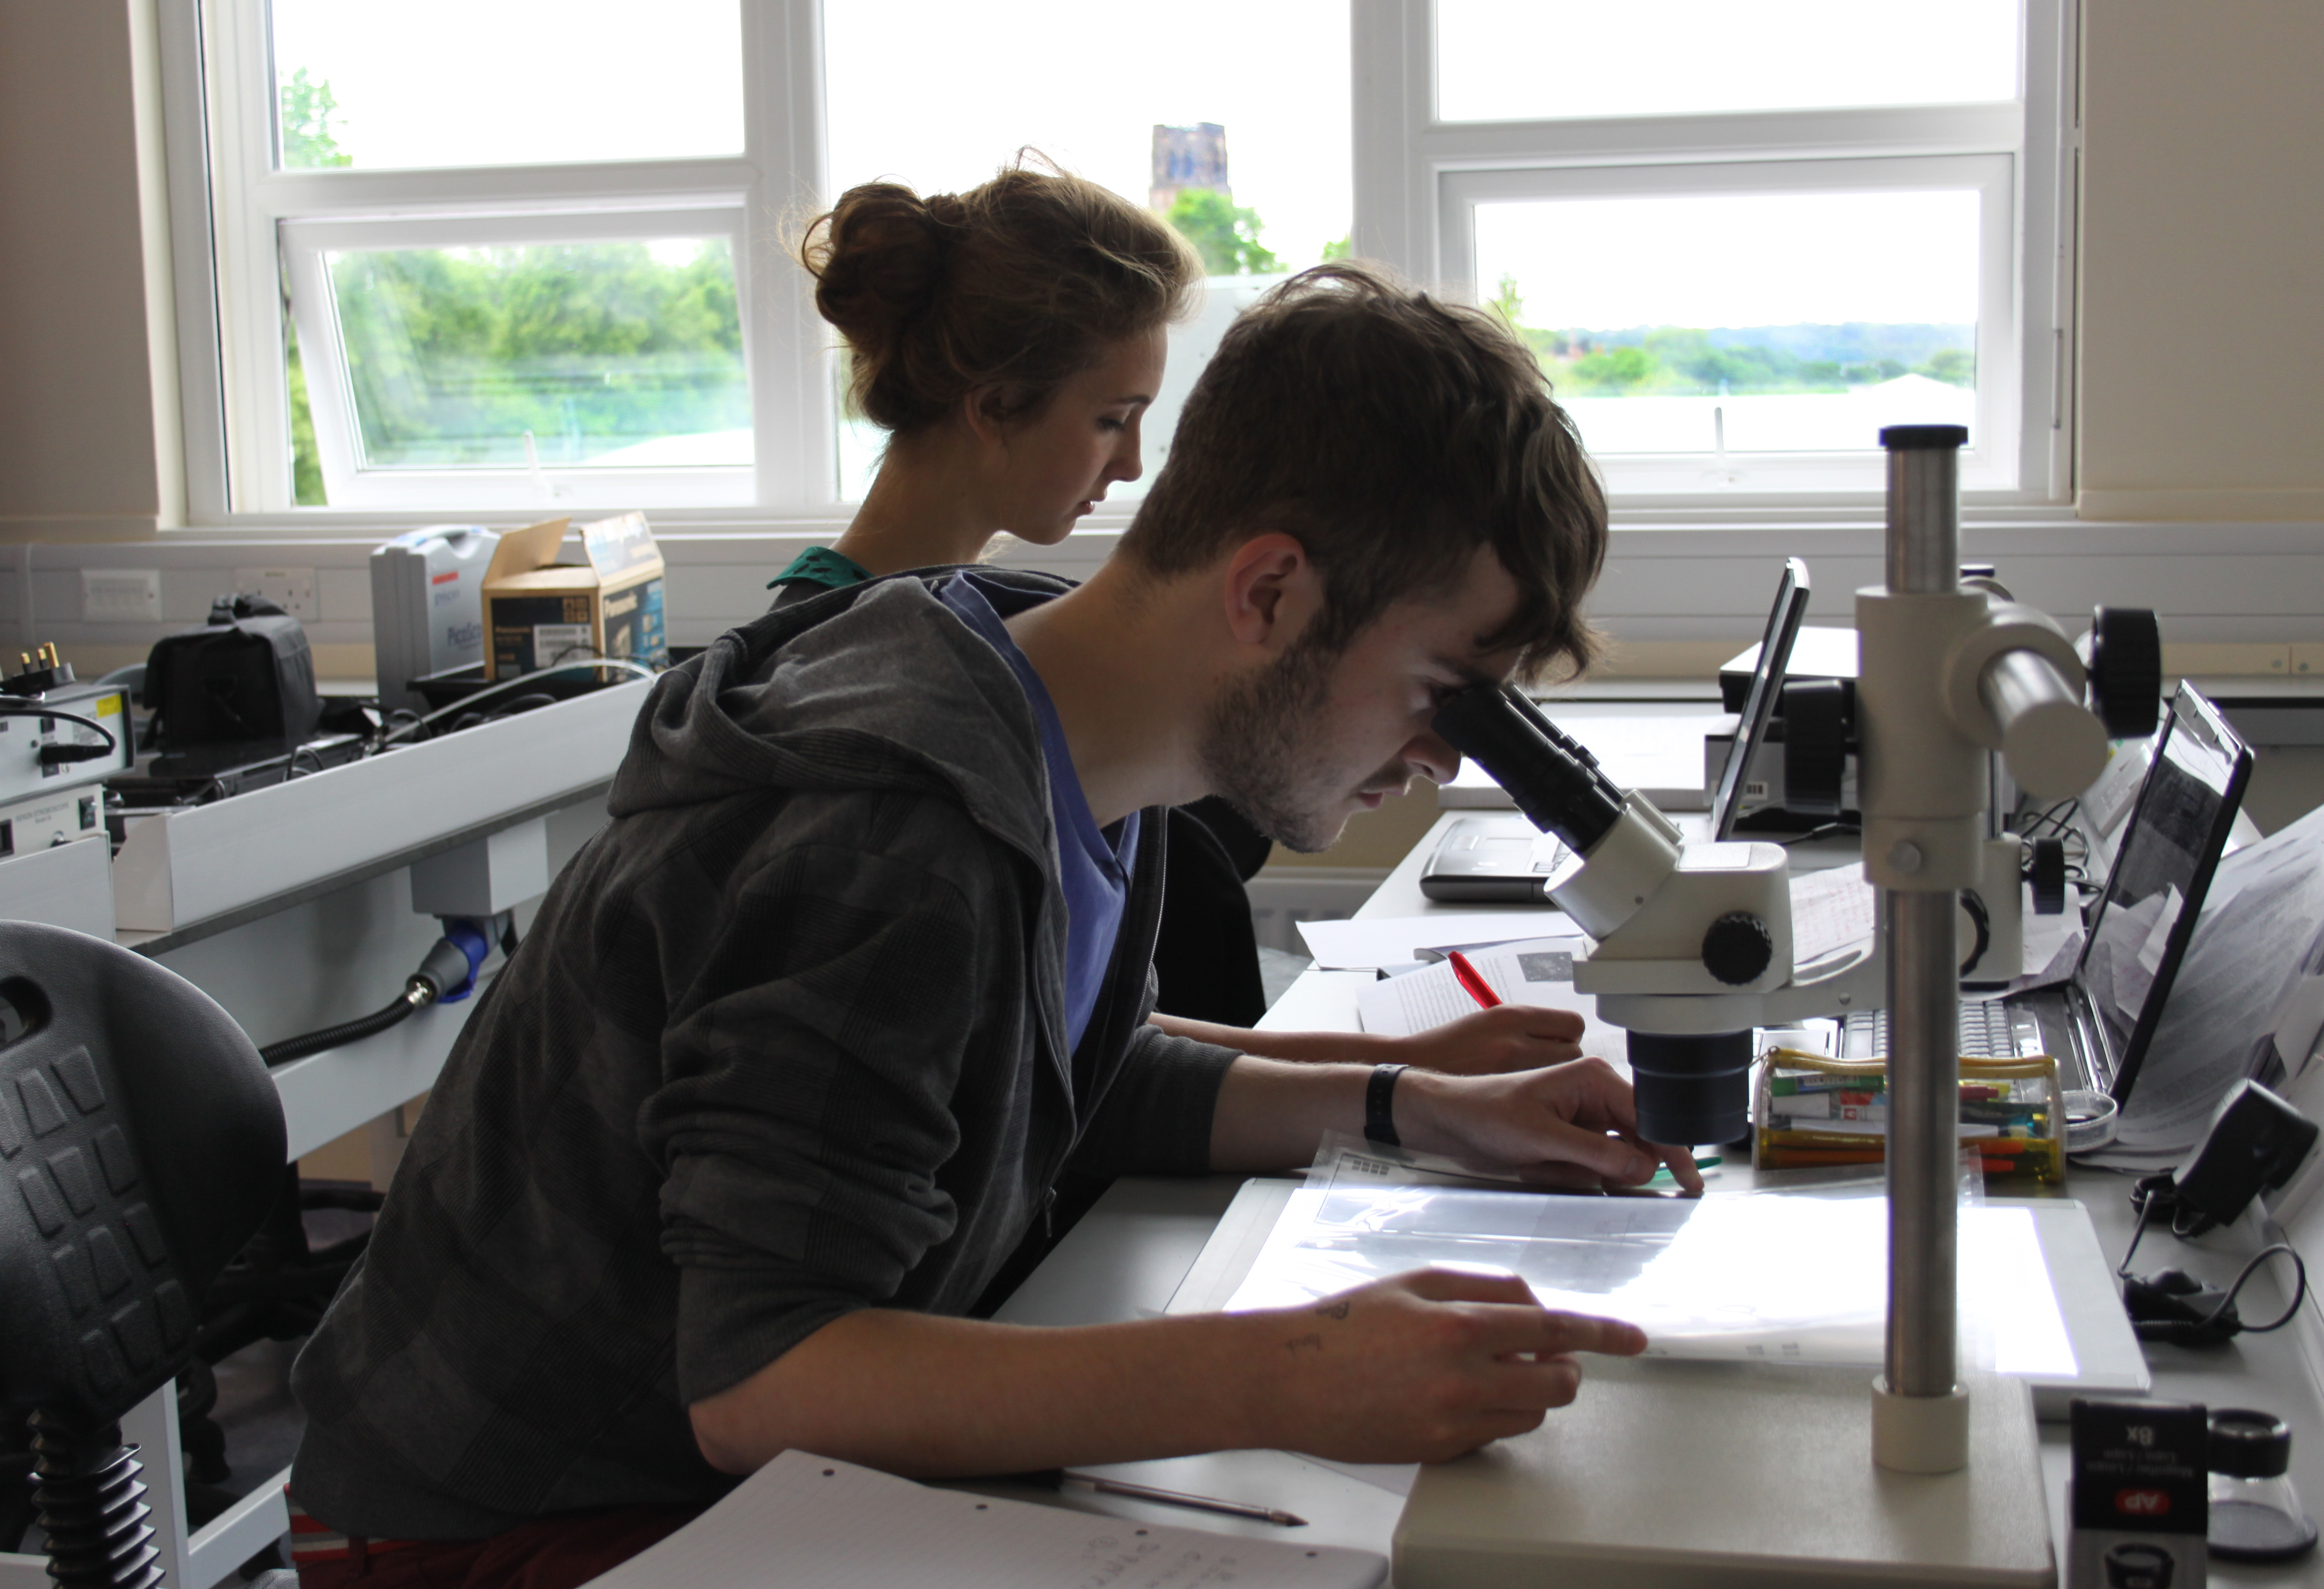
[2084, 606, 2164, 738]
[1701, 912, 1775, 986]
[1778, 677, 1852, 818]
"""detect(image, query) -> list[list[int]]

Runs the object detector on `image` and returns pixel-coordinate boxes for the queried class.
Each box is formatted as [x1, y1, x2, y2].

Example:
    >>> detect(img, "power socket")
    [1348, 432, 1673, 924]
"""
[81, 568, 161, 623]
[231, 565, 318, 620]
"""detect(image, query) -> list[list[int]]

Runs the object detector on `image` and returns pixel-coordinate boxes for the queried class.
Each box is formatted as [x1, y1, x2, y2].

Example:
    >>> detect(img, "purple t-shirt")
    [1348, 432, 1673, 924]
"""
[937, 573, 1138, 1054]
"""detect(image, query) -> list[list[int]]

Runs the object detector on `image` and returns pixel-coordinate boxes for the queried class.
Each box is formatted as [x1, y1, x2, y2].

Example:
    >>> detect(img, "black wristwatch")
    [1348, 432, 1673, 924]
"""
[1365, 1064, 1409, 1148]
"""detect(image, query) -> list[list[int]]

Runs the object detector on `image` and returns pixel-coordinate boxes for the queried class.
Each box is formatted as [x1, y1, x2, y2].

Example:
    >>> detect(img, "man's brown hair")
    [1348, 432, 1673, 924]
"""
[1118, 263, 1607, 680]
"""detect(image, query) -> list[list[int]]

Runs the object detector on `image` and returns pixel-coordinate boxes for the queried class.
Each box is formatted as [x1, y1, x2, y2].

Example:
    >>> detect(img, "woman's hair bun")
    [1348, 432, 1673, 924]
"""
[800, 184, 962, 363]
[799, 164, 1201, 435]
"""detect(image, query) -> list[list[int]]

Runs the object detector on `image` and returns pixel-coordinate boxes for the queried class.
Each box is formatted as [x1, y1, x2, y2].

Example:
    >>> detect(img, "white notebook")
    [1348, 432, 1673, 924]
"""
[580, 1450, 1387, 1588]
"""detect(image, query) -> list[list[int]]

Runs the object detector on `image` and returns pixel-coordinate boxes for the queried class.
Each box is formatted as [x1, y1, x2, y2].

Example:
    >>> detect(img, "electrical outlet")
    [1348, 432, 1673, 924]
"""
[232, 565, 318, 619]
[81, 568, 161, 623]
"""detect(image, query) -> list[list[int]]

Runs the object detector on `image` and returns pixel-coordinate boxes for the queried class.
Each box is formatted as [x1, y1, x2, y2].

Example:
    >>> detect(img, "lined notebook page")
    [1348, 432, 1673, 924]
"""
[581, 1452, 1387, 1588]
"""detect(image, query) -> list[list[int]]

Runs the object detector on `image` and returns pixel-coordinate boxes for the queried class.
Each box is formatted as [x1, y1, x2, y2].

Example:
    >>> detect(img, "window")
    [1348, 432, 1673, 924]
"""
[819, 0, 1350, 500]
[169, 0, 2065, 520]
[1374, 0, 2066, 498]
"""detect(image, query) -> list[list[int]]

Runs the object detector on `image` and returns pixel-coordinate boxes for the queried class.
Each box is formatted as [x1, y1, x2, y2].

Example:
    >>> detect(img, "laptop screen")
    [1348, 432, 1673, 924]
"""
[1710, 557, 1811, 840]
[2074, 685, 2252, 1101]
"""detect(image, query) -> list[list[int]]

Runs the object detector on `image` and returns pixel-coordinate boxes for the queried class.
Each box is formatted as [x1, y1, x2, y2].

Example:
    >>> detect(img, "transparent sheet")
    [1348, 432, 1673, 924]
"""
[1223, 1139, 2075, 1376]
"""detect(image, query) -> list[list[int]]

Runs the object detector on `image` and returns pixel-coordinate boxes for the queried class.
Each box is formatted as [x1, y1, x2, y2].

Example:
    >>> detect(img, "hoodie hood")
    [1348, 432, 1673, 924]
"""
[608, 569, 1071, 869]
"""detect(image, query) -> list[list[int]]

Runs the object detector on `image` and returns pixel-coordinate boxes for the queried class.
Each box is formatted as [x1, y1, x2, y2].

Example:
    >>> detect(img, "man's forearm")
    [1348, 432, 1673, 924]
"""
[1149, 1011, 1387, 1064]
[1208, 1055, 1374, 1171]
[690, 1308, 1278, 1478]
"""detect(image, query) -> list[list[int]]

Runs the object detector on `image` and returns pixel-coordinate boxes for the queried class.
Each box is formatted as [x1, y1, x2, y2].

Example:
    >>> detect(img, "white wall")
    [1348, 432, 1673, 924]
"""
[0, 0, 180, 544]
[0, 3, 2320, 674]
[2077, 2, 2324, 522]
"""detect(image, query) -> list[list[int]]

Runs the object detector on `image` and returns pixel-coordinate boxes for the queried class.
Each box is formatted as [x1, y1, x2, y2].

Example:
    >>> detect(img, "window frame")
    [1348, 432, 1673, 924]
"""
[162, 0, 2072, 525]
[281, 206, 755, 508]
[1352, 0, 2074, 508]
[168, 0, 834, 520]
[1437, 153, 2019, 494]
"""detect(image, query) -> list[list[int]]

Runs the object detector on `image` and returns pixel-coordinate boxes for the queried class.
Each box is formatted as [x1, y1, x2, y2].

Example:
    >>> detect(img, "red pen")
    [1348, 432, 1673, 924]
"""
[1447, 949, 1502, 1010]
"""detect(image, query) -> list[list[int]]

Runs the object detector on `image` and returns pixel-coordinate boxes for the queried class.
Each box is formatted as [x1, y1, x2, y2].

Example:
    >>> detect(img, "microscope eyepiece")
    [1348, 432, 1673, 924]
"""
[1432, 685, 1626, 854]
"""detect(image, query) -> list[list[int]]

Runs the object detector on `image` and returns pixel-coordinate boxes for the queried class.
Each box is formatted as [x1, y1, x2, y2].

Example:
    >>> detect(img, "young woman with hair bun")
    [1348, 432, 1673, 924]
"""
[770, 165, 1590, 1078]
[770, 165, 1200, 595]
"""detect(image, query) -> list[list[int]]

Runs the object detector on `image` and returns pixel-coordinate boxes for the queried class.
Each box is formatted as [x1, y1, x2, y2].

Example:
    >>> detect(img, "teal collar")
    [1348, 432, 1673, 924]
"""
[767, 545, 873, 591]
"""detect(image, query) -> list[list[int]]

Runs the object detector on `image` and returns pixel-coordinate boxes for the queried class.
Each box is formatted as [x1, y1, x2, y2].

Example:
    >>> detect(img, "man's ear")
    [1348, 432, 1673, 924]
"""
[1220, 532, 1318, 652]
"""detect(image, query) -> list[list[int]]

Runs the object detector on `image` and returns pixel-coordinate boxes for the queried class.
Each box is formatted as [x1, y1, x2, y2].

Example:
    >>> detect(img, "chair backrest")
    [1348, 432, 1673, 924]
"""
[0, 922, 283, 1428]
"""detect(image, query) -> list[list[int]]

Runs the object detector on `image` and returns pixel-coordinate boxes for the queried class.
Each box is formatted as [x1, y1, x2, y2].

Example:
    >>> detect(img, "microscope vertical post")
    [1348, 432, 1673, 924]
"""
[1864, 427, 1977, 1474]
[1884, 439, 1962, 1411]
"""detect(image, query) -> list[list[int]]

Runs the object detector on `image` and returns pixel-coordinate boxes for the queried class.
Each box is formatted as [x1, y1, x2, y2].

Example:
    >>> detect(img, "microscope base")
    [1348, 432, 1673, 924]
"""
[1394, 1360, 2052, 1587]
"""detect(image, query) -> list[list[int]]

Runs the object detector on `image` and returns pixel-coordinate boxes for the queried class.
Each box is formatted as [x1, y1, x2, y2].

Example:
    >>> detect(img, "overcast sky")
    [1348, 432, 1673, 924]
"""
[272, 1, 2001, 324]
[1439, 0, 2020, 121]
[1475, 189, 1982, 331]
[270, 0, 1354, 268]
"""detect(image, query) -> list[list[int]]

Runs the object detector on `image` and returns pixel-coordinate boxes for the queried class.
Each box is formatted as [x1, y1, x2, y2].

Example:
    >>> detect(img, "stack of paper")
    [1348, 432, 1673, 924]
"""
[2084, 802, 2324, 1171]
[1294, 911, 1573, 971]
[581, 1451, 1386, 1588]
[1223, 1143, 2075, 1376]
[1354, 937, 1631, 1064]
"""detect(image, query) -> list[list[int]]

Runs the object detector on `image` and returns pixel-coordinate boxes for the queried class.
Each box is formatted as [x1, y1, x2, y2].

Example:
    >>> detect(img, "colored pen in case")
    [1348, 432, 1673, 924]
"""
[1446, 949, 1502, 1010]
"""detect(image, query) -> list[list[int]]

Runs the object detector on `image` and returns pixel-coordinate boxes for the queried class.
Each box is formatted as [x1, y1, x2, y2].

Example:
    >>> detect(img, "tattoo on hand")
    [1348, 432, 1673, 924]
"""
[1313, 1301, 1350, 1320]
[1283, 1333, 1324, 1357]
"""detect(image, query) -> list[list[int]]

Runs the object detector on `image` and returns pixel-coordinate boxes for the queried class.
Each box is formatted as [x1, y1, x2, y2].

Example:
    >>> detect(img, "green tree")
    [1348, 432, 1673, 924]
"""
[1567, 345, 1656, 393]
[284, 319, 326, 505]
[279, 68, 347, 498]
[279, 67, 352, 169]
[1320, 236, 1352, 261]
[1919, 346, 1975, 386]
[1166, 188, 1280, 276]
[330, 239, 747, 467]
[1486, 272, 1524, 329]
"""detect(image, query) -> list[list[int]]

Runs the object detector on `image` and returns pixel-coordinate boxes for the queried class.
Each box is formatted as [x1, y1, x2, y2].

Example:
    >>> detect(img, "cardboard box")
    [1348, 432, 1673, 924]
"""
[482, 513, 668, 680]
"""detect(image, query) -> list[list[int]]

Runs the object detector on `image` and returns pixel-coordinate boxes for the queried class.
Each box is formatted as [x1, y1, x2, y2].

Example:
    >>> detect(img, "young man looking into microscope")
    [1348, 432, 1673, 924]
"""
[287, 264, 1694, 1586]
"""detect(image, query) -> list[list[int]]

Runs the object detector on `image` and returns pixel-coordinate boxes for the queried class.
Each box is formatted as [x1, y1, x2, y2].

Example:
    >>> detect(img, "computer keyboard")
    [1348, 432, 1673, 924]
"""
[1842, 1001, 2024, 1058]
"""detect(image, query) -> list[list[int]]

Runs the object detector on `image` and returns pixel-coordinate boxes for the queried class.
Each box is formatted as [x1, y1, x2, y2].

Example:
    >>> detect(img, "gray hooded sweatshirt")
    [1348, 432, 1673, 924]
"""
[288, 570, 1239, 1539]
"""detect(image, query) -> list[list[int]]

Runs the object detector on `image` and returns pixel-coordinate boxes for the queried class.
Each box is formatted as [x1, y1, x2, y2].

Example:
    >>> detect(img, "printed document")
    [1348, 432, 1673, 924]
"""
[580, 1450, 1386, 1588]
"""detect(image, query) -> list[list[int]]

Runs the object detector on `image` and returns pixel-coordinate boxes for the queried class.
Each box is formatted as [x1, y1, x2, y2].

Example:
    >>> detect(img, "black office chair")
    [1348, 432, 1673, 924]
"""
[0, 922, 284, 1587]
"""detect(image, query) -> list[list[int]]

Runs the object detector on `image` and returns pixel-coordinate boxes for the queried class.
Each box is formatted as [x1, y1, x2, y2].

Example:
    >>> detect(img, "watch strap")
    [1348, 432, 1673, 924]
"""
[1364, 1064, 1409, 1148]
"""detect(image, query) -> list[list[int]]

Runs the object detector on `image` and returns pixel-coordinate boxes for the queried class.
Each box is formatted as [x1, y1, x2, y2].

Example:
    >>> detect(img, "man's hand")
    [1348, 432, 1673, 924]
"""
[1259, 1269, 1646, 1464]
[1397, 1057, 1707, 1194]
[1375, 1003, 1586, 1075]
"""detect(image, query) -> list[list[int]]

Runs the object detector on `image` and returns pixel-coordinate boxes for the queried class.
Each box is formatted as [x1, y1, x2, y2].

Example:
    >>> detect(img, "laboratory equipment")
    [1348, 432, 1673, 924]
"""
[1396, 425, 2159, 1584]
[370, 525, 499, 715]
[2207, 1408, 2317, 1562]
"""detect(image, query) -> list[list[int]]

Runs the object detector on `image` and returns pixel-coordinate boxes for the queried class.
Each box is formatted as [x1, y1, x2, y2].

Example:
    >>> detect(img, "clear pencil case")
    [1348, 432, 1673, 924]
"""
[1752, 1047, 2066, 1184]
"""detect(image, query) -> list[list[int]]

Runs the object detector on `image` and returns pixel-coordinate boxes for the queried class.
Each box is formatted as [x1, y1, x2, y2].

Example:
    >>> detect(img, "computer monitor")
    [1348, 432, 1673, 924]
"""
[2074, 684, 2252, 1102]
[1710, 557, 1812, 840]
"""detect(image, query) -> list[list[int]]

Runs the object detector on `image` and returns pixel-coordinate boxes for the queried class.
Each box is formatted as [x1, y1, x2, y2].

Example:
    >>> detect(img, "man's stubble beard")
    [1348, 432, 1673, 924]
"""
[1198, 636, 1374, 854]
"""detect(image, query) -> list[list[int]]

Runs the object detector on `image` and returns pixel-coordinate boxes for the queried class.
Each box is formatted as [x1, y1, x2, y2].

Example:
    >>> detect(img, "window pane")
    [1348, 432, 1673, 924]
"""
[1473, 190, 1979, 455]
[1439, 1, 2019, 123]
[823, 0, 1352, 498]
[270, 1, 742, 169]
[322, 238, 750, 471]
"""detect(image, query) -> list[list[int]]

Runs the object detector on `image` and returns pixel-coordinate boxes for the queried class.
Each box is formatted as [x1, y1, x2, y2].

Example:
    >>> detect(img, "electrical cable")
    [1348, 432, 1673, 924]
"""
[374, 659, 654, 749]
[258, 986, 432, 1068]
[0, 703, 120, 763]
[2196, 1245, 2309, 1336]
[1780, 821, 1862, 847]
[2117, 1181, 2312, 1343]
[257, 927, 491, 1067]
[2118, 1198, 2160, 1277]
